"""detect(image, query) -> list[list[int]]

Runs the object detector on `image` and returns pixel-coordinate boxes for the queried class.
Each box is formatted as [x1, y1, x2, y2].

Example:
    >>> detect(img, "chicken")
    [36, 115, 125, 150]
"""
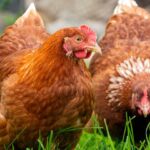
[90, 0, 150, 141]
[0, 3, 101, 149]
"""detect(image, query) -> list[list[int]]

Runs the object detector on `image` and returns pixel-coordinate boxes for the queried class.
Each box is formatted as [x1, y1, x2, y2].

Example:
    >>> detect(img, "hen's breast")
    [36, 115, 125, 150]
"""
[40, 64, 94, 129]
[2, 60, 93, 133]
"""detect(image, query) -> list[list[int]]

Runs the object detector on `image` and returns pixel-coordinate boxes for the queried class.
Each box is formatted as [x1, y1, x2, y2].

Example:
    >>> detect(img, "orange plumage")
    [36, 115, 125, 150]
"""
[90, 0, 150, 141]
[0, 3, 101, 149]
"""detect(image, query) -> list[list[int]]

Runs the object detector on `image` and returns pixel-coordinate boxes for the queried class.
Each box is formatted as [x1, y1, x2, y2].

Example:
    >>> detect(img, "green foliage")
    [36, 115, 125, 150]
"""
[0, 0, 23, 34]
[0, 0, 12, 10]
[3, 14, 17, 26]
[75, 115, 150, 150]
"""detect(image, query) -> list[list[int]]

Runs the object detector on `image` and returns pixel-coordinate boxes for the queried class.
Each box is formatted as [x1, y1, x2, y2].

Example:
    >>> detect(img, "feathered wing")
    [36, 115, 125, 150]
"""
[0, 3, 49, 85]
[0, 3, 49, 148]
[100, 0, 150, 52]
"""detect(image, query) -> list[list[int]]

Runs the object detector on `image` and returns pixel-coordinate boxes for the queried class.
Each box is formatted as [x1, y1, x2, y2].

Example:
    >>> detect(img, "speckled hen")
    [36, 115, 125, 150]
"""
[90, 0, 150, 141]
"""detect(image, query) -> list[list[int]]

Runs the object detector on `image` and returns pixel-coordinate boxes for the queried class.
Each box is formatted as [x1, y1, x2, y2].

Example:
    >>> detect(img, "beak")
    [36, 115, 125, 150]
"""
[85, 43, 102, 55]
[140, 104, 150, 118]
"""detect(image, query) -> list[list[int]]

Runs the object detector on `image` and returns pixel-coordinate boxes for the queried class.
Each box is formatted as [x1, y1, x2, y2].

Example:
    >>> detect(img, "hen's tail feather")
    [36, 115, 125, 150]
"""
[113, 0, 150, 19]
[15, 2, 44, 27]
[114, 0, 138, 14]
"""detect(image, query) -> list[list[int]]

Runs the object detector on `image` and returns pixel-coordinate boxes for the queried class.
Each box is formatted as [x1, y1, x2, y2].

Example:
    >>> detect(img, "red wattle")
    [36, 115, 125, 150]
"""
[74, 50, 91, 59]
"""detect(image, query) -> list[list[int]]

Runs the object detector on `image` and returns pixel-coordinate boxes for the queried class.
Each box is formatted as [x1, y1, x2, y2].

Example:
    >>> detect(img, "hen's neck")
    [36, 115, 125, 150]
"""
[18, 37, 81, 88]
[107, 57, 150, 110]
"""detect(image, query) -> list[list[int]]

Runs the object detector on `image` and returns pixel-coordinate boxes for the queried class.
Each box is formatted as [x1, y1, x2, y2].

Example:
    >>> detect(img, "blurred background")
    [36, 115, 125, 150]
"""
[0, 0, 149, 38]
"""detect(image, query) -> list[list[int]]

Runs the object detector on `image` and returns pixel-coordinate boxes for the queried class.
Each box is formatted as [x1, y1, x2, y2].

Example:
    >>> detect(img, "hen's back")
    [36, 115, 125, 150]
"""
[90, 0, 150, 75]
[100, 0, 150, 52]
[0, 3, 49, 83]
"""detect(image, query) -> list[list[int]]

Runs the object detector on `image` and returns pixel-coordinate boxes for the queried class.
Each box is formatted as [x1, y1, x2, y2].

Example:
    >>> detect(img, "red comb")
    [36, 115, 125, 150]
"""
[79, 25, 97, 42]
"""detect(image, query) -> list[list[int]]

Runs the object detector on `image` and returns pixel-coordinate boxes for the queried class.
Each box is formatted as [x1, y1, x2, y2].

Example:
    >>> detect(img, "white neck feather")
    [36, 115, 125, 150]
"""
[107, 57, 150, 107]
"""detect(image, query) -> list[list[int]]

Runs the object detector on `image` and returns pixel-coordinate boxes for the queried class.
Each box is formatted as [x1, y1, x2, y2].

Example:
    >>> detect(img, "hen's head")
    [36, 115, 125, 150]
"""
[131, 80, 150, 117]
[61, 25, 101, 59]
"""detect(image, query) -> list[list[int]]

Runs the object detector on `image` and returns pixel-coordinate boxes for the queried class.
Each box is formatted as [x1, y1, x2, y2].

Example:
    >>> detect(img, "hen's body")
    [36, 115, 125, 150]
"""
[0, 4, 94, 149]
[90, 0, 150, 140]
[90, 43, 150, 139]
[3, 48, 93, 149]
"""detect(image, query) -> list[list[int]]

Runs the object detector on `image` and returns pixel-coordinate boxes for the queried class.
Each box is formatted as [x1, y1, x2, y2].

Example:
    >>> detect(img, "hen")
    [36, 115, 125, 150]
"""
[0, 3, 101, 150]
[90, 0, 150, 141]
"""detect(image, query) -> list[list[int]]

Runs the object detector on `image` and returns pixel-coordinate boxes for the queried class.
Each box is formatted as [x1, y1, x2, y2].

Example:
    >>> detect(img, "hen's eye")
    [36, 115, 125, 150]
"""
[76, 36, 83, 42]
[136, 92, 144, 101]
[147, 89, 150, 99]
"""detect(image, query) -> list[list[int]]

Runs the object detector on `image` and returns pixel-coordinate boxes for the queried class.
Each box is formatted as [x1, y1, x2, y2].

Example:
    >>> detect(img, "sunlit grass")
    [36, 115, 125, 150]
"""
[75, 115, 150, 150]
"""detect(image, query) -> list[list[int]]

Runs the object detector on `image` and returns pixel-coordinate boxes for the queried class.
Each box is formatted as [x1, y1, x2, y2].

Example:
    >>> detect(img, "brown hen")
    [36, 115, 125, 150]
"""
[90, 0, 150, 141]
[0, 3, 101, 150]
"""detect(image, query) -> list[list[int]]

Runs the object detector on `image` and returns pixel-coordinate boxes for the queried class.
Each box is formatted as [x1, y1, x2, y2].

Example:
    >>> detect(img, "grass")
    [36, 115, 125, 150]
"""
[4, 115, 150, 150]
[76, 115, 150, 150]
